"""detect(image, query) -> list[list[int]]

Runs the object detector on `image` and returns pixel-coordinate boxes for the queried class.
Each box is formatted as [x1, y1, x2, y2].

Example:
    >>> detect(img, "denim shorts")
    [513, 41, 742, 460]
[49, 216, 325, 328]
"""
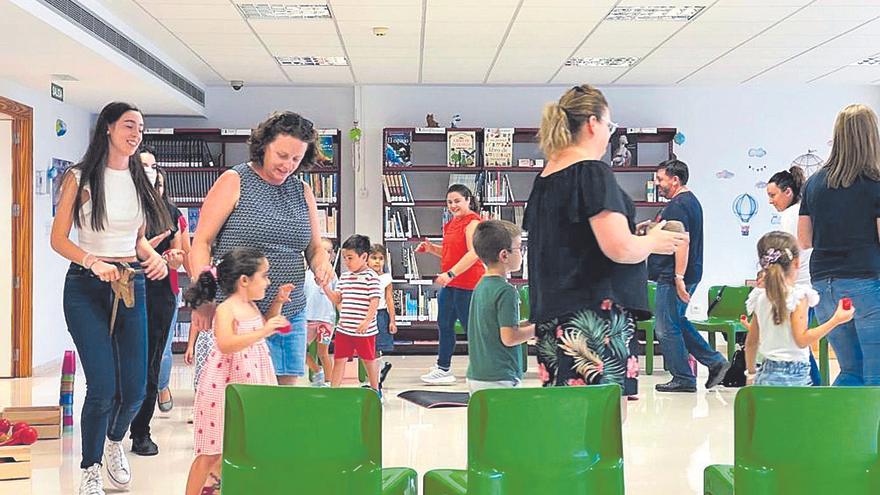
[265, 309, 307, 376]
[376, 309, 394, 353]
[755, 359, 812, 386]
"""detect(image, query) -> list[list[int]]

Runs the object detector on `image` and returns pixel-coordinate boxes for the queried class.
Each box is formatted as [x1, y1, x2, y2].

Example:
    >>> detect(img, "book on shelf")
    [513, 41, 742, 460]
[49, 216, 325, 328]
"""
[318, 135, 335, 166]
[400, 245, 421, 279]
[186, 207, 200, 233]
[385, 207, 421, 239]
[483, 128, 514, 167]
[392, 287, 439, 322]
[144, 137, 214, 168]
[447, 131, 477, 168]
[315, 206, 338, 238]
[448, 172, 481, 195]
[382, 173, 414, 203]
[298, 172, 337, 203]
[441, 208, 453, 229]
[385, 131, 413, 167]
[482, 172, 515, 204]
[481, 205, 525, 226]
[164, 169, 223, 203]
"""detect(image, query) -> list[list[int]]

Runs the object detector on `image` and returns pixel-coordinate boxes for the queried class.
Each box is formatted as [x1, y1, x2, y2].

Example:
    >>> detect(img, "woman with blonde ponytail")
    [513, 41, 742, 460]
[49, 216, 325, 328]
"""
[799, 103, 880, 386]
[523, 85, 688, 396]
[743, 232, 853, 386]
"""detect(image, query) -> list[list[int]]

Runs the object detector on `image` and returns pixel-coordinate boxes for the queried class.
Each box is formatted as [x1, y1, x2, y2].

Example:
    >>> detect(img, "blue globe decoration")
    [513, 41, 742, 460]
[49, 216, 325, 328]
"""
[55, 119, 67, 137]
[674, 131, 685, 145]
[732, 193, 758, 236]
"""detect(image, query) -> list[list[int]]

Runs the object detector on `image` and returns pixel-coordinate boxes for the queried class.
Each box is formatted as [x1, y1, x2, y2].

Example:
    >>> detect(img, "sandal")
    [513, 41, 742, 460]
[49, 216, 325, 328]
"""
[157, 388, 173, 412]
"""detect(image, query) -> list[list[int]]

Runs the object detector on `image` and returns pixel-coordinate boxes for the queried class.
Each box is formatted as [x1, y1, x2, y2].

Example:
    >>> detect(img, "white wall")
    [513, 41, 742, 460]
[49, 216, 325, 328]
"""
[0, 76, 93, 368]
[146, 86, 357, 240]
[152, 83, 880, 318]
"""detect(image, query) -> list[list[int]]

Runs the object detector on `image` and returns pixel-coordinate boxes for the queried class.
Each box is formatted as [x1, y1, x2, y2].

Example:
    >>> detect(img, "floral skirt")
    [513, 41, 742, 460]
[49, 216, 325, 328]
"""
[535, 300, 639, 396]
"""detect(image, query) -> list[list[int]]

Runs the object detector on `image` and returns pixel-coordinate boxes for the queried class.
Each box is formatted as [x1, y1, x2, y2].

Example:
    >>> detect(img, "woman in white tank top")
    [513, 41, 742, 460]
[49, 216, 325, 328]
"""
[50, 102, 172, 495]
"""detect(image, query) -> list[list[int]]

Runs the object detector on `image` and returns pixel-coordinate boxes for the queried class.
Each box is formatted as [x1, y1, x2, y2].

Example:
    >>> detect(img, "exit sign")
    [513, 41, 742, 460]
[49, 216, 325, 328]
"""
[51, 83, 64, 102]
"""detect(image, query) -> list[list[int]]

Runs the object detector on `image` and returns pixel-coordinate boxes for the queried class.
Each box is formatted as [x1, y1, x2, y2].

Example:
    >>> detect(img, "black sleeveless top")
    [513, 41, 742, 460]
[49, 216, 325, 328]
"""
[523, 160, 648, 322]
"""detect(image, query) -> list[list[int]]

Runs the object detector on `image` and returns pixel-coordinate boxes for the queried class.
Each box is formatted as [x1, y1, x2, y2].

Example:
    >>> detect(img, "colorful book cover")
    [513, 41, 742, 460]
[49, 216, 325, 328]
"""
[483, 128, 514, 167]
[447, 131, 477, 167]
[187, 208, 201, 233]
[385, 131, 413, 167]
[318, 135, 334, 166]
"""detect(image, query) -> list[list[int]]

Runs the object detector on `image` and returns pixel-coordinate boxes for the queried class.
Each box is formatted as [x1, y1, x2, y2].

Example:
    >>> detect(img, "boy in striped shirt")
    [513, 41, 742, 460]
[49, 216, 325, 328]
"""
[322, 234, 383, 392]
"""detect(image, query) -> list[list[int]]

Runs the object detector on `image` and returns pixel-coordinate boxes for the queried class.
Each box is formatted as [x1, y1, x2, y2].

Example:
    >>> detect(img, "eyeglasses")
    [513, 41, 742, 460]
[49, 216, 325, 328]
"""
[507, 246, 523, 253]
[570, 86, 618, 134]
[605, 119, 619, 134]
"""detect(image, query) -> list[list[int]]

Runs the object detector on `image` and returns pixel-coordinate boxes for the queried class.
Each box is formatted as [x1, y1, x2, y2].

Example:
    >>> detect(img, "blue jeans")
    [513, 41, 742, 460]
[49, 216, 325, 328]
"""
[813, 277, 880, 386]
[376, 309, 394, 353]
[755, 359, 812, 386]
[437, 286, 473, 371]
[63, 264, 147, 469]
[654, 282, 726, 385]
[158, 302, 177, 391]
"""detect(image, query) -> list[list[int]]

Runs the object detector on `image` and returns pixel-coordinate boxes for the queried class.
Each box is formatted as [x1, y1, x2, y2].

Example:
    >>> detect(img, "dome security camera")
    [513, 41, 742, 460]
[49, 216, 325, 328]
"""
[230, 80, 244, 91]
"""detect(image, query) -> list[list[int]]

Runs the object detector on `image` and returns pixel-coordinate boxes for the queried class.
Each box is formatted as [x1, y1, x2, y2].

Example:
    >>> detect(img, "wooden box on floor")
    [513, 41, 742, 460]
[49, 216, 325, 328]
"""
[1, 406, 62, 440]
[0, 445, 31, 481]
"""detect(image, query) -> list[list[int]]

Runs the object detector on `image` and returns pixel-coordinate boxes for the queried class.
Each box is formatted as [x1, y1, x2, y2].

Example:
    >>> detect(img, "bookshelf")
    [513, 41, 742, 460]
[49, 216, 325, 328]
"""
[144, 127, 344, 352]
[604, 127, 678, 221]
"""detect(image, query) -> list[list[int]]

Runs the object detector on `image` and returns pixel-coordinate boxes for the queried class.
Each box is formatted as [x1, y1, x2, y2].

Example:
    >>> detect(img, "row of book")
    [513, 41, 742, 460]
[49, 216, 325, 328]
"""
[164, 169, 224, 203]
[386, 128, 531, 168]
[316, 207, 338, 239]
[144, 138, 215, 168]
[385, 207, 421, 239]
[297, 172, 338, 203]
[392, 288, 439, 322]
[382, 173, 414, 203]
[483, 172, 516, 204]
[177, 207, 201, 233]
[481, 205, 525, 227]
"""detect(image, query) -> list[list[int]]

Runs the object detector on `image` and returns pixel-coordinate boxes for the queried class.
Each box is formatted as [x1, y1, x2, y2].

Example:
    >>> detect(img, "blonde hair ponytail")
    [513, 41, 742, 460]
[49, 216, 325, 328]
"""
[538, 84, 609, 160]
[538, 102, 573, 159]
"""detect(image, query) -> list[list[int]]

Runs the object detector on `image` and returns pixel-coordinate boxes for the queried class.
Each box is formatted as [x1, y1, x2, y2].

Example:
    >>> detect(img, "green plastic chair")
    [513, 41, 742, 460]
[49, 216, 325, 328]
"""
[704, 386, 880, 495]
[690, 286, 752, 361]
[424, 385, 624, 495]
[222, 385, 416, 494]
[636, 282, 658, 374]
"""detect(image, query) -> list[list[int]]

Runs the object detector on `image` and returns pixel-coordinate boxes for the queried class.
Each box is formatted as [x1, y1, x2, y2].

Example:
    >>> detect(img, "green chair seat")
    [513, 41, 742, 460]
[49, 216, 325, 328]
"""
[222, 385, 416, 494]
[689, 286, 752, 361]
[424, 385, 624, 495]
[703, 386, 880, 494]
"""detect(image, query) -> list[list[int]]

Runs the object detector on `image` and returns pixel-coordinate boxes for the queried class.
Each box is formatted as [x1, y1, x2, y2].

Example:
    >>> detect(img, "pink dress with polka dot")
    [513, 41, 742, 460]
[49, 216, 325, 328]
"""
[193, 315, 277, 456]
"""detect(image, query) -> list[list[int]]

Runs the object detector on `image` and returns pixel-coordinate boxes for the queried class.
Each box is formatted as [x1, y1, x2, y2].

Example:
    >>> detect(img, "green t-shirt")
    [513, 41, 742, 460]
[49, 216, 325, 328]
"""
[466, 275, 523, 382]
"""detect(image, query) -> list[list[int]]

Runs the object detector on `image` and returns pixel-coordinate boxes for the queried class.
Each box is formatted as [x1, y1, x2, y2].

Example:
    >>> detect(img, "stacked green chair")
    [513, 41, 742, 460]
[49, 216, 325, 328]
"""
[704, 386, 880, 494]
[222, 385, 416, 494]
[636, 281, 658, 374]
[689, 286, 752, 361]
[518, 285, 530, 373]
[424, 385, 624, 495]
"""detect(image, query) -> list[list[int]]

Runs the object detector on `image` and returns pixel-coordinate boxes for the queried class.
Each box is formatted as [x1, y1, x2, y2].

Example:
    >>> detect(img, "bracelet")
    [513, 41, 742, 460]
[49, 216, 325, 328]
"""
[675, 273, 685, 280]
[446, 270, 456, 279]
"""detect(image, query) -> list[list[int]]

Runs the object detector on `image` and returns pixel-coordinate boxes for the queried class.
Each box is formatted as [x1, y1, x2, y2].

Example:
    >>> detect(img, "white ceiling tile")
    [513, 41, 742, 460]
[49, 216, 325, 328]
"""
[811, 66, 880, 84]
[248, 19, 339, 35]
[576, 45, 653, 58]
[502, 22, 590, 49]
[762, 19, 867, 37]
[137, 0, 229, 4]
[552, 66, 628, 85]
[616, 70, 691, 85]
[282, 66, 353, 84]
[159, 18, 253, 34]
[515, 5, 611, 23]
[716, 1, 812, 6]
[352, 58, 419, 83]
[694, 5, 803, 23]
[330, 3, 422, 21]
[425, 0, 519, 22]
[271, 46, 347, 57]
[790, 5, 880, 21]
[141, 3, 242, 20]
[584, 21, 686, 49]
[187, 44, 267, 57]
[345, 45, 420, 58]
[337, 20, 421, 47]
[258, 33, 342, 49]
[177, 32, 260, 46]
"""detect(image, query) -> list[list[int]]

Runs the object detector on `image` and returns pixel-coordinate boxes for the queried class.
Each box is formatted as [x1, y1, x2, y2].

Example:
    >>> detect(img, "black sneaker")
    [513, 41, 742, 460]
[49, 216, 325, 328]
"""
[130, 436, 158, 456]
[655, 380, 697, 393]
[705, 360, 732, 389]
[379, 362, 393, 385]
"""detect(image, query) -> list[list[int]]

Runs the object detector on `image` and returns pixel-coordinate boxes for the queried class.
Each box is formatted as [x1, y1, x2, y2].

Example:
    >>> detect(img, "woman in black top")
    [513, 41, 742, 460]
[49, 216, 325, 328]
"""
[799, 103, 880, 386]
[524, 85, 686, 395]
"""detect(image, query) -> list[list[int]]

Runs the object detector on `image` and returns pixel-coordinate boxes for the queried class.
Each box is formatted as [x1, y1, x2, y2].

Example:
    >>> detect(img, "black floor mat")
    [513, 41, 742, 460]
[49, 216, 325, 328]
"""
[397, 390, 470, 409]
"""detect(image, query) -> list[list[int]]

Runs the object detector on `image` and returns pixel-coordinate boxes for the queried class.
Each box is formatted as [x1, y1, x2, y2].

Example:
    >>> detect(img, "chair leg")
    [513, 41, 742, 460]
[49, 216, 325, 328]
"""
[819, 337, 830, 386]
[645, 325, 654, 375]
[708, 332, 716, 352]
[726, 330, 736, 362]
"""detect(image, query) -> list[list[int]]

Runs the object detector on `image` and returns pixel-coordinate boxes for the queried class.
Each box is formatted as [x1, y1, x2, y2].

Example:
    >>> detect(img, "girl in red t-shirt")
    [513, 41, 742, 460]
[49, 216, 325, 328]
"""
[416, 184, 485, 384]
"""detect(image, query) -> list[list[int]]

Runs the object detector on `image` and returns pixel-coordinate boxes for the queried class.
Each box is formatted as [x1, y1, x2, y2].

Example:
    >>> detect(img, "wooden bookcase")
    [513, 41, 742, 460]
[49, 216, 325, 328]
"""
[143, 127, 343, 352]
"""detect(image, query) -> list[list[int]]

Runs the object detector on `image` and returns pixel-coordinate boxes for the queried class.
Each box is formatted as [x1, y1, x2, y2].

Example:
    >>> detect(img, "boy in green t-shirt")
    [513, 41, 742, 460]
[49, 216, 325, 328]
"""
[467, 220, 535, 394]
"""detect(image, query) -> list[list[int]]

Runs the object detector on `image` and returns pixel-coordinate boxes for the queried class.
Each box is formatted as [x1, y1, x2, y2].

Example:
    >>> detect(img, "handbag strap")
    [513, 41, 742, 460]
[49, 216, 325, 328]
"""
[707, 286, 727, 316]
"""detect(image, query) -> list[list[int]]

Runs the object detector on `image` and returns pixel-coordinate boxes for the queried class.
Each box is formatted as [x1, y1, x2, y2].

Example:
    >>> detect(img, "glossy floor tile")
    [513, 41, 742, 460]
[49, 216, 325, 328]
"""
[0, 354, 839, 494]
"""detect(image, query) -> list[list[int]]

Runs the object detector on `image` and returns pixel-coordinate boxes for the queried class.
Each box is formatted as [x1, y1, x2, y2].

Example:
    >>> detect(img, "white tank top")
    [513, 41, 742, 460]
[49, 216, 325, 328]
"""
[72, 167, 143, 257]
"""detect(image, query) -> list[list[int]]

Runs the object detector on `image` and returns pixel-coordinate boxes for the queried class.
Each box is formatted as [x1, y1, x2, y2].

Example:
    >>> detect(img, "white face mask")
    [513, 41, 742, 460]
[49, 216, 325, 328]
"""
[144, 166, 158, 186]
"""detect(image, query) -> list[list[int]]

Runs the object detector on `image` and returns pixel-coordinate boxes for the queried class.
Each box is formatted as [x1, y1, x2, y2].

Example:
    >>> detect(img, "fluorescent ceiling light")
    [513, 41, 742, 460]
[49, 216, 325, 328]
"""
[606, 6, 705, 21]
[565, 57, 639, 68]
[853, 56, 880, 66]
[237, 3, 331, 19]
[275, 56, 348, 66]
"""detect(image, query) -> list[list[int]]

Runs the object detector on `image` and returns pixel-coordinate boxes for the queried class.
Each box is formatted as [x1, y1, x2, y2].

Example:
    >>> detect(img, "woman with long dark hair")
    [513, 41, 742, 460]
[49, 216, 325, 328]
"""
[51, 102, 171, 495]
[416, 184, 485, 384]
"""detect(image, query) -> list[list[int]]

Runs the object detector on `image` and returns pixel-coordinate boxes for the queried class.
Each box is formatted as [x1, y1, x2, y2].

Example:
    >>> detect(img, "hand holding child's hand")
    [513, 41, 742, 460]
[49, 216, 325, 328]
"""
[389, 321, 398, 335]
[184, 343, 195, 366]
[275, 283, 295, 303]
[356, 321, 369, 334]
[833, 299, 855, 324]
[265, 315, 290, 335]
[415, 241, 430, 253]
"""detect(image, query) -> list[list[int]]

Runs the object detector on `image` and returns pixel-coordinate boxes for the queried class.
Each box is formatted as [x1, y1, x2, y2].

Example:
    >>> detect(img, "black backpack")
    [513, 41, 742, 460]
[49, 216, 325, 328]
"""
[704, 286, 748, 388]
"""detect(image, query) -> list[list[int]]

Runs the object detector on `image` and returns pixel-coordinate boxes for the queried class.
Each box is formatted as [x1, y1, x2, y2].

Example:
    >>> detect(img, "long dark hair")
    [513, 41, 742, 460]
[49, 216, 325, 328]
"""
[447, 184, 479, 212]
[768, 166, 806, 204]
[184, 247, 266, 309]
[71, 102, 171, 233]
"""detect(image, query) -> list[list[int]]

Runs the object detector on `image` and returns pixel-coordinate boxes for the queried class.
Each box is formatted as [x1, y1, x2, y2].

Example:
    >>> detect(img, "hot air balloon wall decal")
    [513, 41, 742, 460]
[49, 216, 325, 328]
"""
[733, 193, 758, 236]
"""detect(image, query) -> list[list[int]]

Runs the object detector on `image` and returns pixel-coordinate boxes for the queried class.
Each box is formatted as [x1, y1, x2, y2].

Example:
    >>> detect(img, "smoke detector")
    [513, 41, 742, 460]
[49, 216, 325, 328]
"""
[372, 26, 389, 37]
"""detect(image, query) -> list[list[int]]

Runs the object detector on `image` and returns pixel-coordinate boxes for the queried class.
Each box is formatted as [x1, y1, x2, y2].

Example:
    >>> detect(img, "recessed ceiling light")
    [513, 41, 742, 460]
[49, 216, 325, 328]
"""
[853, 56, 880, 66]
[565, 57, 639, 68]
[50, 73, 79, 82]
[275, 56, 348, 66]
[606, 6, 705, 21]
[237, 3, 331, 20]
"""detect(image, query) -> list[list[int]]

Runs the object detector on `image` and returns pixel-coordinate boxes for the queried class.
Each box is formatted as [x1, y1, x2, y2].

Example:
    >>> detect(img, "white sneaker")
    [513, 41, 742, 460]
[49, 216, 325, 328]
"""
[310, 370, 325, 387]
[79, 464, 105, 495]
[103, 440, 131, 490]
[420, 367, 456, 385]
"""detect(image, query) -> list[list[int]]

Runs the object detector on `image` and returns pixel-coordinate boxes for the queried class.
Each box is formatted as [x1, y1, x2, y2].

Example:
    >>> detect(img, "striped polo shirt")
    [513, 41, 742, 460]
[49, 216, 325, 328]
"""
[336, 268, 382, 337]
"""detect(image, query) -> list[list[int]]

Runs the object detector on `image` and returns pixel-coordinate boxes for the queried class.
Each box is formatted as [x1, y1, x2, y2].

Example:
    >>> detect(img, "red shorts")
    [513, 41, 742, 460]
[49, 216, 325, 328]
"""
[334, 333, 377, 361]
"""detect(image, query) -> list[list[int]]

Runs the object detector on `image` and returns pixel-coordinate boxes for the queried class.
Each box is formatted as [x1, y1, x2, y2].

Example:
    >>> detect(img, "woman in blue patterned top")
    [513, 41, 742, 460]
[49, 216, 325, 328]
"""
[187, 112, 334, 386]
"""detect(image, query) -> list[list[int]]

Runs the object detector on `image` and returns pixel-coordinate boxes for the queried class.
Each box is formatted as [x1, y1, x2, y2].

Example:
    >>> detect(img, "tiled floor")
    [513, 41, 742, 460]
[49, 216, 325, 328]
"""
[0, 354, 838, 494]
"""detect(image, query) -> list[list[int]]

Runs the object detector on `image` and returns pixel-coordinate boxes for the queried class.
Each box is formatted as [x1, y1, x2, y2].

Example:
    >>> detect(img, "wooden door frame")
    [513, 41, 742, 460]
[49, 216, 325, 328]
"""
[0, 96, 33, 377]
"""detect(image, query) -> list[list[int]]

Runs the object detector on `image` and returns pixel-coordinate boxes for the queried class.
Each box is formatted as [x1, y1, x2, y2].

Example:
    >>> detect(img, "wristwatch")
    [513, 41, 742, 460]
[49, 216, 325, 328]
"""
[446, 270, 456, 279]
